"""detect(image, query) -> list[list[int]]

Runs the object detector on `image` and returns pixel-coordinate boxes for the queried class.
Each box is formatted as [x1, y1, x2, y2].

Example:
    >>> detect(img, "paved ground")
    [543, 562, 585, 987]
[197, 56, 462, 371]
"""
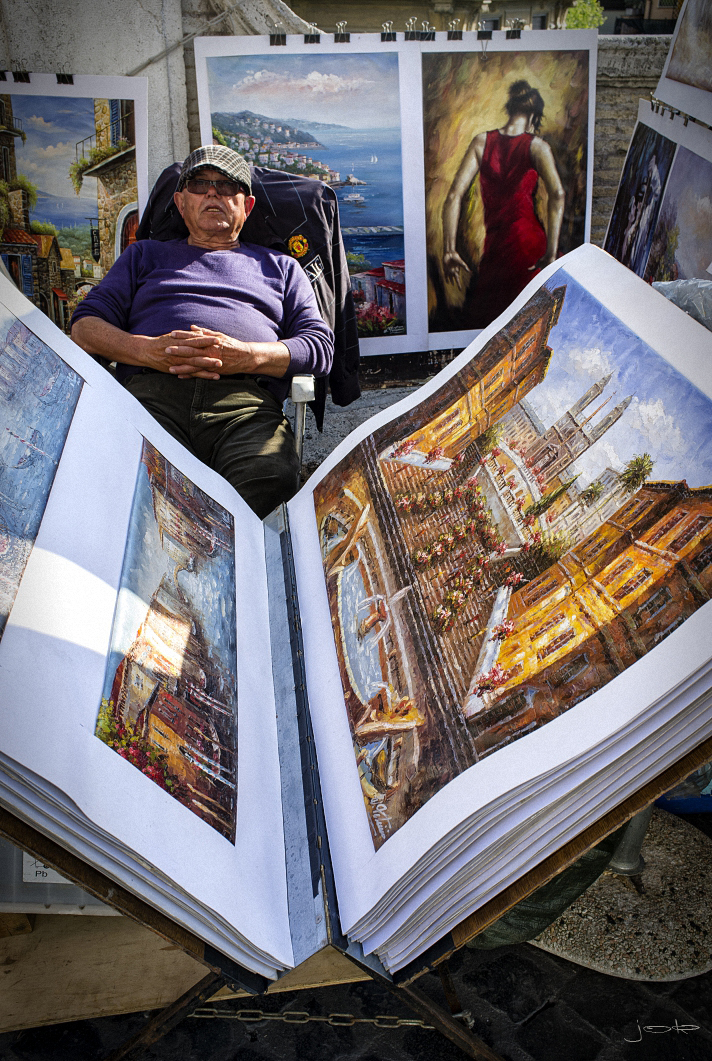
[1, 922, 710, 1060]
[1, 386, 710, 1061]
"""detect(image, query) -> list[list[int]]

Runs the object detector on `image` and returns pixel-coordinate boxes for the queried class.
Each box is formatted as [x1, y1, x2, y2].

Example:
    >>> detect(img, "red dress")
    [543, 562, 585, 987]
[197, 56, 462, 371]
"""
[464, 130, 547, 329]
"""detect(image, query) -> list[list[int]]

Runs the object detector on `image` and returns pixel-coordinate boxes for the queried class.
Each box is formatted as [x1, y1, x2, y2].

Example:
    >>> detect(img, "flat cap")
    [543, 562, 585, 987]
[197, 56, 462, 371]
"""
[177, 145, 252, 195]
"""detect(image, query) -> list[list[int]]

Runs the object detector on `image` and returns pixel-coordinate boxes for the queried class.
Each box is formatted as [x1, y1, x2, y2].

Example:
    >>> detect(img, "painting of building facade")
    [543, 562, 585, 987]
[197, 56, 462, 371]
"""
[312, 271, 712, 849]
[202, 51, 406, 340]
[0, 92, 139, 332]
[98, 441, 239, 842]
[0, 308, 83, 638]
[423, 50, 590, 334]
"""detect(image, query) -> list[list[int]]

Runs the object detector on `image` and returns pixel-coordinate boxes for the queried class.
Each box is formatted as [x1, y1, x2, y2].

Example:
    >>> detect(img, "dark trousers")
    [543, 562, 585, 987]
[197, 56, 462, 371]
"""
[124, 374, 300, 519]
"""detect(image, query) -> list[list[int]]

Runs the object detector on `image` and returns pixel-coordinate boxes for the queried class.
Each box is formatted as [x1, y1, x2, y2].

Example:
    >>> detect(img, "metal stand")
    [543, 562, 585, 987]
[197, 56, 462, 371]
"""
[608, 805, 654, 876]
[101, 965, 508, 1061]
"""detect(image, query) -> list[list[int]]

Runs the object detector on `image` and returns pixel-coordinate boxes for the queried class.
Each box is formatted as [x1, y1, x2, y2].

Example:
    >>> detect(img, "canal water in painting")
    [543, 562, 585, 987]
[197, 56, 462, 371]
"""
[0, 309, 83, 639]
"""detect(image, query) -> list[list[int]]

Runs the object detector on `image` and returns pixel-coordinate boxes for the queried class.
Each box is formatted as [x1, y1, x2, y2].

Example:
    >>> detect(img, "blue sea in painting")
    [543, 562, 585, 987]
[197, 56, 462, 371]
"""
[313, 126, 405, 269]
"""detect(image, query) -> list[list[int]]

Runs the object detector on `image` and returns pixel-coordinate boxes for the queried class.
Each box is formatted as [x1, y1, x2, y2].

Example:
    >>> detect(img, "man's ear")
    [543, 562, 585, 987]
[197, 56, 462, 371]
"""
[173, 189, 185, 217]
[244, 195, 256, 218]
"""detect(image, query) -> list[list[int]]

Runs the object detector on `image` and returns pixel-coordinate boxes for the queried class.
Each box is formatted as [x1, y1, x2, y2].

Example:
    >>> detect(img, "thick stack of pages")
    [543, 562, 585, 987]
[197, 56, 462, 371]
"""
[0, 244, 710, 982]
[0, 276, 294, 980]
[290, 244, 712, 971]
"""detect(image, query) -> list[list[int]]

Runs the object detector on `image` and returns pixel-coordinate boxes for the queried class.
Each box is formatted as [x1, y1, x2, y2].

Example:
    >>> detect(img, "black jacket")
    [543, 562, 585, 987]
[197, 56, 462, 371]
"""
[136, 164, 360, 430]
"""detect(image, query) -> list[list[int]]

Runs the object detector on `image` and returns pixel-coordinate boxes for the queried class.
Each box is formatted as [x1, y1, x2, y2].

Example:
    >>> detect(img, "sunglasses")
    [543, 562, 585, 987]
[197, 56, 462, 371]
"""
[184, 177, 248, 197]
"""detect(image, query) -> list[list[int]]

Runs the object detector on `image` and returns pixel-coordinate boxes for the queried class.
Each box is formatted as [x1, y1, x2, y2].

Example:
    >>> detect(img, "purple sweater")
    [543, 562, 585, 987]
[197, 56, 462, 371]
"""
[71, 239, 334, 402]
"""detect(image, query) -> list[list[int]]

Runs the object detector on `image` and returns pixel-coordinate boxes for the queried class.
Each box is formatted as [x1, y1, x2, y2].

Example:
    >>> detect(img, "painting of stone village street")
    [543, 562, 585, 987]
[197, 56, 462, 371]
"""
[0, 307, 83, 639]
[0, 92, 138, 333]
[313, 270, 712, 849]
[205, 52, 406, 339]
[97, 441, 239, 842]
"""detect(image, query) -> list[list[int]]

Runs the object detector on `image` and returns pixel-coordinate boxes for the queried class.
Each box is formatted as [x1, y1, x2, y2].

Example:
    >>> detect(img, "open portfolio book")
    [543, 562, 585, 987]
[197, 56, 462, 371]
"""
[1, 244, 711, 987]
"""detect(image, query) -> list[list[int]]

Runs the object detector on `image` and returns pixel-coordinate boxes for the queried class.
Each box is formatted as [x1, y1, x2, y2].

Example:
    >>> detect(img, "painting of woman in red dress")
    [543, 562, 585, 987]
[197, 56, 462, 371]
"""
[442, 81, 565, 329]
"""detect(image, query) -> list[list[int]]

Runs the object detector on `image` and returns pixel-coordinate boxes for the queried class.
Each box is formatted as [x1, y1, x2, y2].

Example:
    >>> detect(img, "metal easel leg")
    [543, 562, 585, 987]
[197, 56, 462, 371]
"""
[101, 971, 225, 1061]
[608, 805, 654, 876]
[388, 977, 507, 1061]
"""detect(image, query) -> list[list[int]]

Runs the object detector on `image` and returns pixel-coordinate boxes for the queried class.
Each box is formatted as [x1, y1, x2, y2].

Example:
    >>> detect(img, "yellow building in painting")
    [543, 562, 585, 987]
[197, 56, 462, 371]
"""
[468, 481, 712, 758]
[377, 284, 565, 461]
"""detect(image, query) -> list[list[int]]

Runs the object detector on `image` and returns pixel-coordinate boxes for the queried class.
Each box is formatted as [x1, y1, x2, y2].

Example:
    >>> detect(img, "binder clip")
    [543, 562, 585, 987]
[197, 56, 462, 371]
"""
[381, 20, 396, 41]
[447, 18, 463, 41]
[12, 70, 30, 83]
[304, 22, 320, 44]
[420, 20, 435, 41]
[269, 21, 286, 46]
[477, 23, 492, 61]
[405, 16, 418, 40]
[0, 71, 6, 81]
[334, 20, 350, 43]
[506, 18, 524, 39]
[56, 65, 73, 85]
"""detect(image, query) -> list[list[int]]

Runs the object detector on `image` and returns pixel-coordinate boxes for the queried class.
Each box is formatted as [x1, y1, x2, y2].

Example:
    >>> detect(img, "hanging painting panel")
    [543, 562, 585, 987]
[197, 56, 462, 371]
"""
[0, 74, 148, 332]
[654, 0, 712, 126]
[605, 100, 712, 283]
[421, 32, 596, 349]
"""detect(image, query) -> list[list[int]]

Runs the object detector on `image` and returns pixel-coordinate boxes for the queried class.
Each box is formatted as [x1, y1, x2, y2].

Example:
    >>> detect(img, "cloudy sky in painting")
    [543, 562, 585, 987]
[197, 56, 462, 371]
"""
[206, 52, 401, 128]
[523, 271, 712, 490]
[658, 146, 712, 279]
[11, 95, 98, 207]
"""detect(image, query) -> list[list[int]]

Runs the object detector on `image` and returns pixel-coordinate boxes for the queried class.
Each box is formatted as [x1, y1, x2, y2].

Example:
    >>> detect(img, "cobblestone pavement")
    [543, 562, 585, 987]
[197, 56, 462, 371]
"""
[1, 935, 710, 1061]
[1, 389, 710, 1061]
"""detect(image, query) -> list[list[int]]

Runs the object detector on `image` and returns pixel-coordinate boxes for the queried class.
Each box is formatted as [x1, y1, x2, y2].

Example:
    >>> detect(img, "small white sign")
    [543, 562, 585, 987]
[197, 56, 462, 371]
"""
[21, 852, 71, 885]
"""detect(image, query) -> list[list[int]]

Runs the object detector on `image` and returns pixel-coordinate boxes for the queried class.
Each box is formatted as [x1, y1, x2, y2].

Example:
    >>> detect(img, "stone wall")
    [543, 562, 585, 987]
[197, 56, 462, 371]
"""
[0, 0, 190, 190]
[591, 35, 669, 247]
[97, 157, 139, 275]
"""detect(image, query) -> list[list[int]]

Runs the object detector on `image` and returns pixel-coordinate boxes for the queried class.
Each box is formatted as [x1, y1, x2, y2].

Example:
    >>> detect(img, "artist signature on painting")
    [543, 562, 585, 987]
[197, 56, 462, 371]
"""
[624, 1019, 701, 1041]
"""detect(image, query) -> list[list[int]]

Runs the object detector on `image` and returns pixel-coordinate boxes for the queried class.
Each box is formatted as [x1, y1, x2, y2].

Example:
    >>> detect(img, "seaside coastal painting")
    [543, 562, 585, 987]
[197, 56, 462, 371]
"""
[312, 269, 712, 848]
[0, 78, 145, 333]
[423, 50, 591, 336]
[201, 51, 406, 341]
[0, 307, 83, 639]
[97, 440, 239, 842]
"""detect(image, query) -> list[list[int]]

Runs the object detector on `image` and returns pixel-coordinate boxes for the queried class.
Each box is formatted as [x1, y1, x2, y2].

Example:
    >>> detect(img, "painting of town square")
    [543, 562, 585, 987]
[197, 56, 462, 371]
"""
[0, 306, 83, 639]
[313, 271, 712, 848]
[604, 121, 677, 277]
[203, 52, 406, 339]
[644, 145, 712, 284]
[423, 50, 590, 334]
[0, 92, 139, 333]
[97, 441, 239, 842]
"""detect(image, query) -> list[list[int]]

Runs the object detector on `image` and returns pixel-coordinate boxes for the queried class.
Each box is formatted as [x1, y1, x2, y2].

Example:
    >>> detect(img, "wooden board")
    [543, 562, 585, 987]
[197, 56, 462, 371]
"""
[213, 944, 371, 999]
[0, 914, 206, 1033]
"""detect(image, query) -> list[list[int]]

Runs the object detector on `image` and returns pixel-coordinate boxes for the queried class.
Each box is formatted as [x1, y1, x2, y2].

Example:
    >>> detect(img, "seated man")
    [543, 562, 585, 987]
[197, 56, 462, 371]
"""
[71, 145, 334, 518]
